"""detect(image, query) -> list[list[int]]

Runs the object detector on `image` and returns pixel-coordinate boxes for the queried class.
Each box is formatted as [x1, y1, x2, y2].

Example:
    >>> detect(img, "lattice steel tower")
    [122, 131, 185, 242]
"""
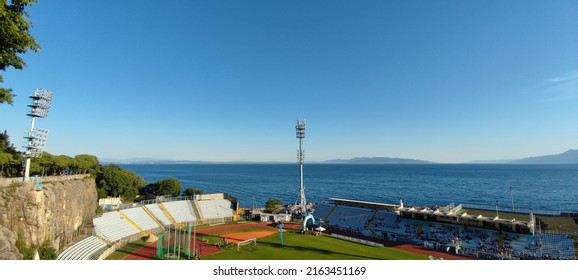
[296, 120, 307, 215]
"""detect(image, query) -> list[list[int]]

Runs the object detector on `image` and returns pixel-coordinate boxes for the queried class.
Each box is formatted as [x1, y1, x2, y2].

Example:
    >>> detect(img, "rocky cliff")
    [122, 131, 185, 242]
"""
[0, 175, 97, 260]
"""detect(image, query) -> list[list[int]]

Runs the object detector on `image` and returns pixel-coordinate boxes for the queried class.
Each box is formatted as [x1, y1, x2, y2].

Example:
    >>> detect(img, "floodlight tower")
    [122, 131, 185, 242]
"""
[23, 89, 53, 181]
[296, 120, 307, 215]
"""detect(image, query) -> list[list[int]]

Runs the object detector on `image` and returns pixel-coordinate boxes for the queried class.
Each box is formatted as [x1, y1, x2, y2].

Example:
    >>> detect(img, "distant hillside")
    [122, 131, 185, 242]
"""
[324, 157, 435, 164]
[467, 159, 513, 164]
[507, 149, 578, 164]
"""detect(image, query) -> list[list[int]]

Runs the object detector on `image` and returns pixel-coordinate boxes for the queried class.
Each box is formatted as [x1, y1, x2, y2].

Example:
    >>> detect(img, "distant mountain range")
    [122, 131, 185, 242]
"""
[468, 149, 578, 164]
[506, 149, 578, 164]
[334, 150, 578, 164]
[101, 149, 578, 165]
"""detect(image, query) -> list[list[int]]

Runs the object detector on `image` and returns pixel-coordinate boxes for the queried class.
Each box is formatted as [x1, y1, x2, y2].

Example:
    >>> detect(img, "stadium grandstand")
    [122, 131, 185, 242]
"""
[57, 236, 108, 260]
[312, 198, 577, 260]
[57, 193, 237, 260]
[57, 193, 575, 260]
[196, 194, 236, 224]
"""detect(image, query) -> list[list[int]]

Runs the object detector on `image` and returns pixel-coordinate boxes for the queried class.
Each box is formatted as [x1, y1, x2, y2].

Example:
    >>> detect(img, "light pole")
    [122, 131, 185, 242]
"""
[296, 120, 307, 216]
[23, 89, 53, 182]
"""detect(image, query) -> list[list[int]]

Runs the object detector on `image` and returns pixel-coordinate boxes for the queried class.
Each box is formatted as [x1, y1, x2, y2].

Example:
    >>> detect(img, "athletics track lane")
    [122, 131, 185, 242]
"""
[123, 223, 474, 260]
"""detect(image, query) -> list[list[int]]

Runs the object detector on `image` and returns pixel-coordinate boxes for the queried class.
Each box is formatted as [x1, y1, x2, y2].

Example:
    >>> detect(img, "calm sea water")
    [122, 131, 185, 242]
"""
[119, 164, 578, 213]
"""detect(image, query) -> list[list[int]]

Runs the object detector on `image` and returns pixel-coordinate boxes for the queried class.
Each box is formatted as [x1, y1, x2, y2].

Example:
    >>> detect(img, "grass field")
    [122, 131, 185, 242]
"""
[106, 228, 428, 260]
[201, 227, 278, 244]
[202, 230, 427, 260]
[106, 240, 149, 260]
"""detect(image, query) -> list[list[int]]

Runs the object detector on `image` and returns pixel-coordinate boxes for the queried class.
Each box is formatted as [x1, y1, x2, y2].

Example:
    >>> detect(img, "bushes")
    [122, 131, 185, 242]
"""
[96, 164, 146, 202]
[183, 187, 203, 197]
[38, 240, 57, 260]
[16, 235, 35, 260]
[141, 178, 182, 196]
[15, 238, 56, 260]
[265, 198, 282, 213]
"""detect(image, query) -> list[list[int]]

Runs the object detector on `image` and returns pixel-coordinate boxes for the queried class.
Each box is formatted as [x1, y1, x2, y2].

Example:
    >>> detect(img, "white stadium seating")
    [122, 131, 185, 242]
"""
[120, 207, 162, 231]
[161, 200, 197, 223]
[197, 199, 233, 220]
[144, 204, 173, 227]
[93, 211, 140, 242]
[57, 236, 108, 260]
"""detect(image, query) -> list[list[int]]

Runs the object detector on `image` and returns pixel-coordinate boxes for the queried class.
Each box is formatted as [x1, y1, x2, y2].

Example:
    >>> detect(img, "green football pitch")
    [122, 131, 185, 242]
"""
[107, 228, 428, 260]
[202, 230, 427, 260]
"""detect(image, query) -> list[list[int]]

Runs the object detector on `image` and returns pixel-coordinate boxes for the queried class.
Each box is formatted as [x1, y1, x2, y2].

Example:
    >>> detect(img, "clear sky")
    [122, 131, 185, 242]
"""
[1, 0, 577, 163]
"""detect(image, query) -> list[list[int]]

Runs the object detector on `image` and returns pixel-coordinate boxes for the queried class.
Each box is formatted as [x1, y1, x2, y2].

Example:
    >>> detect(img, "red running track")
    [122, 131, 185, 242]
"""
[123, 223, 475, 260]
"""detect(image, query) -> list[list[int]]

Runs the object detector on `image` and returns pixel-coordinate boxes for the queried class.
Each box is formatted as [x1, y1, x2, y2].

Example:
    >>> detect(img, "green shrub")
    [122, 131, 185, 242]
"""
[16, 235, 36, 260]
[38, 239, 57, 260]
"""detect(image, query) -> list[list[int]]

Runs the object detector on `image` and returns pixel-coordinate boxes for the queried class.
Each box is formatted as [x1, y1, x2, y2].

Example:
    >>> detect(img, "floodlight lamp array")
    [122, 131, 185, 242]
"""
[23, 128, 48, 158]
[295, 120, 306, 139]
[27, 149, 45, 158]
[27, 89, 53, 118]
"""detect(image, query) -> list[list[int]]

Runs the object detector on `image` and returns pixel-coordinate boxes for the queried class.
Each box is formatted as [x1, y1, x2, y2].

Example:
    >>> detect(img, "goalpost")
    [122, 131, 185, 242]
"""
[236, 238, 257, 251]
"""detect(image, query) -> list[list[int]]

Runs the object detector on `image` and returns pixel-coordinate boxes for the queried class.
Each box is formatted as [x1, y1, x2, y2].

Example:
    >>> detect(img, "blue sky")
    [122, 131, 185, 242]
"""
[1, 0, 577, 163]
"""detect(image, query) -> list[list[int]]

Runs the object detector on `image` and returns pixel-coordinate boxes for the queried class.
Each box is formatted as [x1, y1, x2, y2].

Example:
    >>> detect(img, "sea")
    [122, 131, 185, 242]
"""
[118, 164, 578, 214]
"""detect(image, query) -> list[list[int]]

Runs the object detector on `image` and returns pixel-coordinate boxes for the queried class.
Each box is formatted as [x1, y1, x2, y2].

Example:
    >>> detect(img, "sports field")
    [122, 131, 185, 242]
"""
[106, 222, 473, 260]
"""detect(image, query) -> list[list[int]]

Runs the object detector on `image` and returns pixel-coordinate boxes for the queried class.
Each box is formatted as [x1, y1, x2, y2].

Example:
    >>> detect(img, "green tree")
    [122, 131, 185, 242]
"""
[0, 130, 18, 154]
[33, 152, 55, 176]
[52, 154, 72, 175]
[96, 164, 146, 202]
[0, 153, 22, 177]
[265, 198, 282, 213]
[147, 178, 181, 196]
[183, 187, 203, 197]
[0, 130, 22, 176]
[74, 154, 100, 175]
[0, 0, 41, 105]
[0, 132, 103, 177]
[0, 152, 15, 176]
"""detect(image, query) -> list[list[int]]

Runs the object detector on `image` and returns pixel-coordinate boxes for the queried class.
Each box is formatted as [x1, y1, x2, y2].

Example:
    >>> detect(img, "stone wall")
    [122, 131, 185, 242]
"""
[0, 174, 90, 187]
[0, 175, 97, 259]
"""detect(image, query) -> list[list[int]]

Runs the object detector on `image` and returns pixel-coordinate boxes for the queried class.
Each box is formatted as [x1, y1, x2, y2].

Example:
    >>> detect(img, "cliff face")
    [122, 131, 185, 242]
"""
[0, 175, 97, 260]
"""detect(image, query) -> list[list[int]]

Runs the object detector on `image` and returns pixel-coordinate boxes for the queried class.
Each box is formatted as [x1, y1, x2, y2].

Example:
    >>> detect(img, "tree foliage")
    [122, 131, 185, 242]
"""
[0, 131, 103, 177]
[38, 239, 56, 260]
[0, 152, 17, 176]
[0, 130, 23, 177]
[95, 164, 146, 202]
[0, 0, 41, 105]
[142, 178, 181, 196]
[183, 187, 203, 197]
[15, 234, 35, 260]
[0, 130, 18, 154]
[265, 198, 282, 213]
[74, 154, 100, 176]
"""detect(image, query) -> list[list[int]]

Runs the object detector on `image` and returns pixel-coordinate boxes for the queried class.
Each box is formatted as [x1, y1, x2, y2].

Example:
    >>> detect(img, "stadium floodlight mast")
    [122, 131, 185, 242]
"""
[296, 120, 307, 215]
[23, 89, 53, 182]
